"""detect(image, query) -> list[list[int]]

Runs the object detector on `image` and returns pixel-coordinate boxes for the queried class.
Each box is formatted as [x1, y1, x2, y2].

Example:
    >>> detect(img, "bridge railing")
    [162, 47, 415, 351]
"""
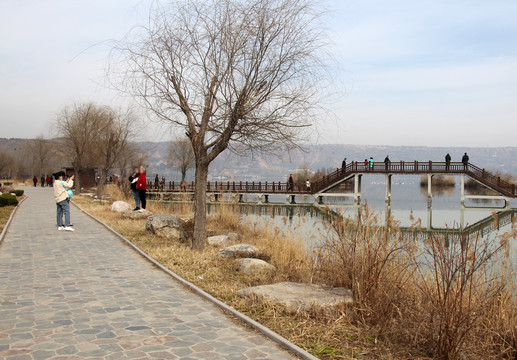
[144, 161, 516, 196]
[147, 180, 310, 194]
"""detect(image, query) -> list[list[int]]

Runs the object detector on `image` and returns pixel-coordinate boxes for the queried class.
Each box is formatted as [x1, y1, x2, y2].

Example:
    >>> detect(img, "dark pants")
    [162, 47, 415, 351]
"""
[138, 190, 147, 209]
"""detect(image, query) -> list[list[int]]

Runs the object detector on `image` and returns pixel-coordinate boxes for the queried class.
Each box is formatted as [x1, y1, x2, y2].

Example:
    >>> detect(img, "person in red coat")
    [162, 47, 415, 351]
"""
[136, 166, 147, 211]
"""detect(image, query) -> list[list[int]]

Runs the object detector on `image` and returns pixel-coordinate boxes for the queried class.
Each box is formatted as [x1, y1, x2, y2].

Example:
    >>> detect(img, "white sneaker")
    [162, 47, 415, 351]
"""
[64, 226, 75, 232]
[58, 226, 64, 231]
[138, 209, 145, 212]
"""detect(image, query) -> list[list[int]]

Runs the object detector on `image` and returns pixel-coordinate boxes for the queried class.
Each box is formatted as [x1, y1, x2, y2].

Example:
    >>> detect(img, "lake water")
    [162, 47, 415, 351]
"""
[213, 174, 517, 243]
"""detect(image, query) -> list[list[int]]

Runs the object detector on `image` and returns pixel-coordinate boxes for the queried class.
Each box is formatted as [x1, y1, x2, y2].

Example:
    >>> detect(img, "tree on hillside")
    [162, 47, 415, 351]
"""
[112, 0, 333, 250]
[168, 138, 194, 183]
[0, 153, 14, 177]
[55, 103, 105, 194]
[24, 135, 55, 176]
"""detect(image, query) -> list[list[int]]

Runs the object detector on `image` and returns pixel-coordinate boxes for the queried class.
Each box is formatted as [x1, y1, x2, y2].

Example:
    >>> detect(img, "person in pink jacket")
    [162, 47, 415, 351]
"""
[53, 171, 75, 231]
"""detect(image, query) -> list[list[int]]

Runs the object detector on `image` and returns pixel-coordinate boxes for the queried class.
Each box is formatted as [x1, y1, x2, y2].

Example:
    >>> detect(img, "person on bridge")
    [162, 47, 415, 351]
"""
[462, 152, 469, 169]
[369, 157, 374, 170]
[136, 166, 147, 211]
[288, 174, 294, 191]
[341, 158, 347, 174]
[364, 159, 368, 170]
[154, 174, 159, 189]
[445, 153, 451, 170]
[384, 155, 391, 170]
[306, 178, 311, 192]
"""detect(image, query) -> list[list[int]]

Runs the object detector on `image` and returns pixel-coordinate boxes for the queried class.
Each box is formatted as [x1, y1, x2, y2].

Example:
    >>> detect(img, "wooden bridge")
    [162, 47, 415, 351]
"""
[147, 161, 516, 206]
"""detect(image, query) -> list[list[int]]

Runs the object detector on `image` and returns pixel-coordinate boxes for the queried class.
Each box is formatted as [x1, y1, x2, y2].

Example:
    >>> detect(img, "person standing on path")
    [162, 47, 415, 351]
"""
[33, 176, 37, 187]
[445, 153, 451, 170]
[54, 171, 75, 231]
[46, 174, 52, 187]
[40, 175, 45, 187]
[154, 174, 159, 189]
[462, 152, 469, 170]
[136, 166, 147, 211]
[129, 167, 140, 211]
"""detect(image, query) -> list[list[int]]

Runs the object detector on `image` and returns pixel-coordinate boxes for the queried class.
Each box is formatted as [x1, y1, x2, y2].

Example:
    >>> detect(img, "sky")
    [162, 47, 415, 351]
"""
[1, 0, 516, 147]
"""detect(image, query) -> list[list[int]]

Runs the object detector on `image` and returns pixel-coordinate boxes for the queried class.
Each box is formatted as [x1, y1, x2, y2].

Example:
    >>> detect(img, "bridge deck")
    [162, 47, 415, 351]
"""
[146, 161, 517, 198]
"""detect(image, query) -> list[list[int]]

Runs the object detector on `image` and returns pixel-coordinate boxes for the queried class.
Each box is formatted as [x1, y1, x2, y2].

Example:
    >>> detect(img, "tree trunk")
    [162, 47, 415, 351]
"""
[192, 161, 208, 250]
[74, 166, 82, 195]
[97, 168, 107, 198]
[181, 167, 187, 183]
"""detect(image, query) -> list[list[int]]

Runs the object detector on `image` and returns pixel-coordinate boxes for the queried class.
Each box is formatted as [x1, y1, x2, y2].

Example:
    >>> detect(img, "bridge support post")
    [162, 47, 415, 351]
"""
[385, 174, 392, 204]
[460, 174, 465, 207]
[384, 203, 391, 227]
[427, 202, 432, 231]
[317, 195, 323, 205]
[427, 174, 433, 206]
[263, 194, 269, 204]
[238, 194, 243, 203]
[290, 195, 296, 204]
[354, 174, 362, 205]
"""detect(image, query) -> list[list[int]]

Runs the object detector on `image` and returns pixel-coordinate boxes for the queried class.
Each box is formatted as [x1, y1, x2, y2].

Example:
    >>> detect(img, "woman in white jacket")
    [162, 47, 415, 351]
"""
[54, 171, 75, 231]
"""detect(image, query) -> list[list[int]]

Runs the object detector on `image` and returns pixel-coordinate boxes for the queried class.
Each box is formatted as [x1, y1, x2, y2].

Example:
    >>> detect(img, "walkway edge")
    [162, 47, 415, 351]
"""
[72, 201, 319, 360]
[0, 196, 27, 245]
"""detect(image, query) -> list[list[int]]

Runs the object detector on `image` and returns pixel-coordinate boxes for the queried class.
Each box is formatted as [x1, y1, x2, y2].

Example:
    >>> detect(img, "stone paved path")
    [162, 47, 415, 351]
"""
[0, 187, 296, 359]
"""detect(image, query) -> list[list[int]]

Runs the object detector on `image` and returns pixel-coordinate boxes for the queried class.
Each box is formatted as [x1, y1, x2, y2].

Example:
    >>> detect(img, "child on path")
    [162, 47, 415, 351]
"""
[54, 171, 75, 231]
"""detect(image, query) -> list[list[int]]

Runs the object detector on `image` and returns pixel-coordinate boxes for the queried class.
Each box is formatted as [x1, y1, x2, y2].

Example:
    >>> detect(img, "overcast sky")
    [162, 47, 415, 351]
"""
[1, 0, 516, 147]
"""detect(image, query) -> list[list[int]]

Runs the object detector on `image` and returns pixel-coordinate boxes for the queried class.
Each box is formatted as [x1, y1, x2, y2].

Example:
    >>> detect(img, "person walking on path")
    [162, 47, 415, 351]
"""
[33, 176, 37, 187]
[462, 152, 469, 170]
[154, 174, 159, 189]
[54, 171, 74, 231]
[384, 155, 391, 170]
[128, 167, 140, 211]
[288, 174, 294, 192]
[445, 153, 451, 170]
[136, 166, 147, 211]
[341, 158, 347, 174]
[41, 175, 45, 187]
[46, 174, 52, 187]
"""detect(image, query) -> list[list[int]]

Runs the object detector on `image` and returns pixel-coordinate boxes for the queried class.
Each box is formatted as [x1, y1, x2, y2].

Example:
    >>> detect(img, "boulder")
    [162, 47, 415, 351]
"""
[121, 209, 153, 219]
[236, 258, 276, 275]
[2, 186, 15, 194]
[227, 232, 242, 242]
[217, 244, 259, 258]
[207, 235, 230, 247]
[110, 201, 133, 212]
[146, 214, 188, 242]
[237, 282, 353, 315]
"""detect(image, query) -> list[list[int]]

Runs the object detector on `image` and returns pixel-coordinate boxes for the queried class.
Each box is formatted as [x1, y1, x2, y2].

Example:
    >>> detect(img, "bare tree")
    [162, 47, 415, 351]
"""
[112, 0, 332, 249]
[0, 153, 14, 177]
[55, 103, 105, 194]
[168, 138, 194, 183]
[94, 107, 138, 198]
[24, 135, 55, 176]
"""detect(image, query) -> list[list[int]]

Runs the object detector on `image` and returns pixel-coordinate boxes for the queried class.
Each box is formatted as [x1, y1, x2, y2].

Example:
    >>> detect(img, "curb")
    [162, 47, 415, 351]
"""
[72, 201, 319, 360]
[0, 196, 27, 246]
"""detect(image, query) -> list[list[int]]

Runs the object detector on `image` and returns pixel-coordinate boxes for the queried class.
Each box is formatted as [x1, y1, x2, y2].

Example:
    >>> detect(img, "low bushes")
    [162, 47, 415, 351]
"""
[12, 189, 24, 196]
[0, 194, 18, 207]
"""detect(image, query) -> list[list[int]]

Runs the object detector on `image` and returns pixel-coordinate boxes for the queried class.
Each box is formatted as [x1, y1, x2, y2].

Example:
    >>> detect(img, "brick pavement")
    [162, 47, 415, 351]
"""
[0, 187, 298, 359]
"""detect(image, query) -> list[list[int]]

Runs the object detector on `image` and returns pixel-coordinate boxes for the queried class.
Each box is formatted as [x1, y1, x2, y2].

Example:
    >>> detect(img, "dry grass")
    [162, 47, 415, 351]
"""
[73, 185, 517, 359]
[0, 205, 16, 233]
